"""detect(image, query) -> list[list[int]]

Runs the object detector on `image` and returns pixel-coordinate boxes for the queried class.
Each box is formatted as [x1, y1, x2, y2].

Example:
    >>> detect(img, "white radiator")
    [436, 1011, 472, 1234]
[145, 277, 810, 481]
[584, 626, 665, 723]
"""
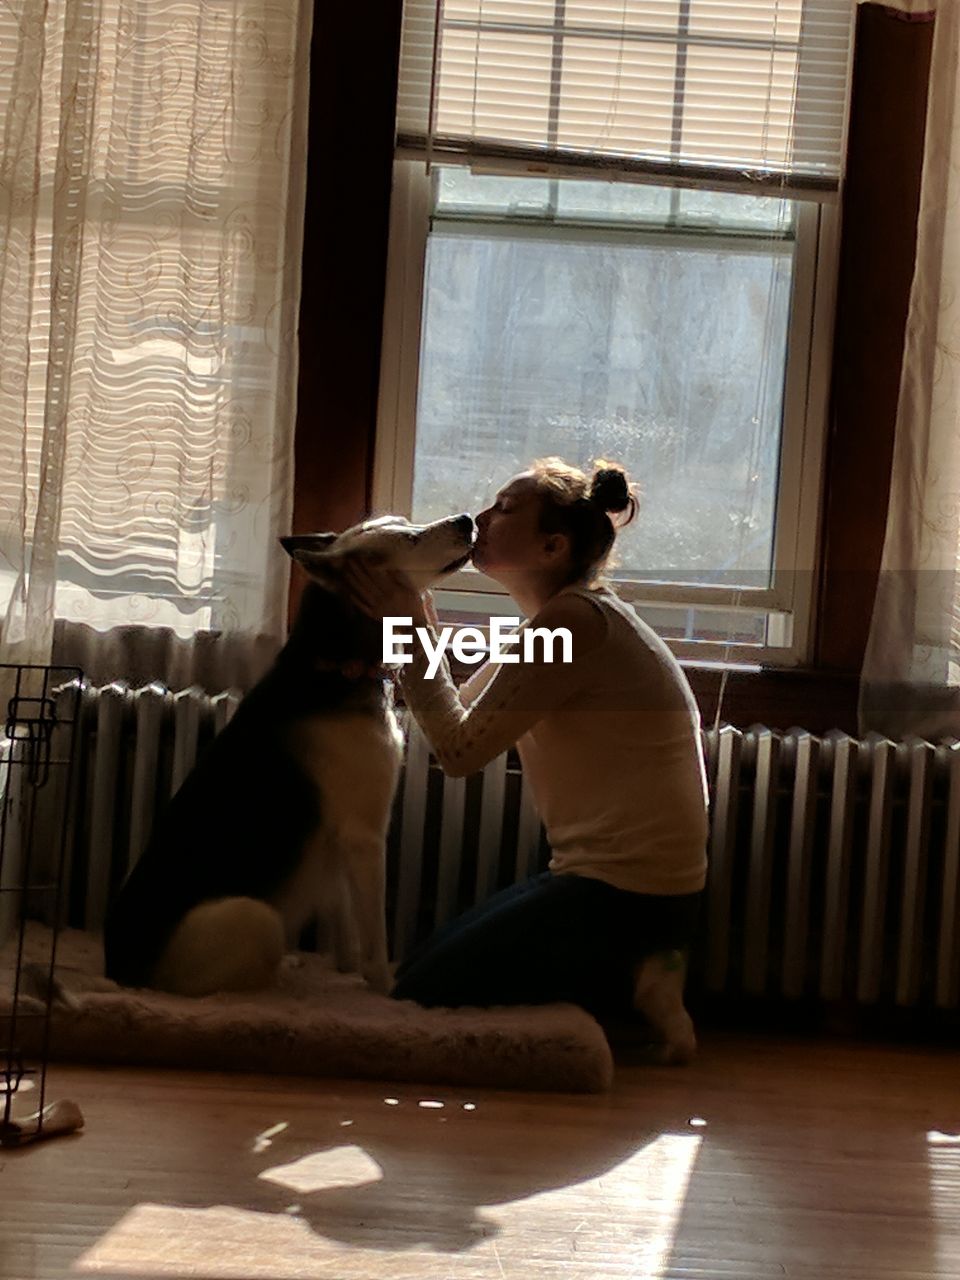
[14, 680, 960, 1011]
[700, 727, 960, 1011]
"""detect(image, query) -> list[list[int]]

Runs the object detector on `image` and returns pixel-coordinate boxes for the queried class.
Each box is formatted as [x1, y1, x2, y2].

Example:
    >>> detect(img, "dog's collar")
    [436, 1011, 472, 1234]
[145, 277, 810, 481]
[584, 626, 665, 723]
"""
[313, 658, 397, 682]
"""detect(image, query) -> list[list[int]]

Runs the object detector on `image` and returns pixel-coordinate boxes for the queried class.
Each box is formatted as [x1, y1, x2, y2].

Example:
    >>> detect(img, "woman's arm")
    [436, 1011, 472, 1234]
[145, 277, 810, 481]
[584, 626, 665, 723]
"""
[399, 594, 607, 777]
[457, 657, 498, 707]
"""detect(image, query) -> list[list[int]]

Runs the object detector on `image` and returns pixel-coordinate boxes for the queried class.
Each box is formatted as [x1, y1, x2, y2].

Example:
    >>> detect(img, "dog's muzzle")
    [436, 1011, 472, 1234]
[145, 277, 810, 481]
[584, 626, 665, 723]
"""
[441, 513, 475, 573]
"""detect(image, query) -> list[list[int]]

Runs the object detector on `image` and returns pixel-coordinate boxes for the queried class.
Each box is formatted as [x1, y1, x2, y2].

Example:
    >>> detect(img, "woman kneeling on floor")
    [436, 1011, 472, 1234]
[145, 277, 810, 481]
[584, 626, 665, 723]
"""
[345, 456, 708, 1064]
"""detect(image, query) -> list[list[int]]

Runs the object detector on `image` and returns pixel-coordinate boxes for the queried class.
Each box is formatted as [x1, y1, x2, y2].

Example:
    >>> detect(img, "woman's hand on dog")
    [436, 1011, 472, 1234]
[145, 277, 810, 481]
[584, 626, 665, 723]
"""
[341, 560, 436, 629]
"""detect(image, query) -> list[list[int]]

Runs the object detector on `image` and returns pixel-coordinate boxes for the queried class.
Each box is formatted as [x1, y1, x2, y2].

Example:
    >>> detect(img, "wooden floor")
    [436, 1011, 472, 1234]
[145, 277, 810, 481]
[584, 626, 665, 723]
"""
[3, 1034, 960, 1280]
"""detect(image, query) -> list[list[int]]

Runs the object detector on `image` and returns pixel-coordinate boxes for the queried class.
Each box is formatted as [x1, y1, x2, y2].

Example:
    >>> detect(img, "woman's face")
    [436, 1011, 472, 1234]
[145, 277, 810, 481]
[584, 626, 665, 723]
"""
[473, 473, 560, 577]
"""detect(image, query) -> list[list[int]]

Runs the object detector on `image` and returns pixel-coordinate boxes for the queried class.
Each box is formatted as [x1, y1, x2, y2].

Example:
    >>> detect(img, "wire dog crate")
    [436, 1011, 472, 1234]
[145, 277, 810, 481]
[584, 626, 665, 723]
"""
[0, 664, 83, 1147]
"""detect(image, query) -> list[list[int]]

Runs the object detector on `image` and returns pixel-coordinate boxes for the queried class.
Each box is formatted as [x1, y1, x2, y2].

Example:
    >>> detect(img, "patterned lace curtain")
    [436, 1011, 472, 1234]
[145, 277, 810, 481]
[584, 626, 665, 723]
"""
[860, 0, 960, 739]
[0, 0, 311, 690]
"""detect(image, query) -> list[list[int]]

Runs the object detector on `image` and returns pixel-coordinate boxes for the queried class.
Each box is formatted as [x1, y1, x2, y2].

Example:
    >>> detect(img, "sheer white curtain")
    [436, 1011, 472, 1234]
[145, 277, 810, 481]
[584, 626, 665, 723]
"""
[0, 0, 311, 690]
[860, 0, 960, 739]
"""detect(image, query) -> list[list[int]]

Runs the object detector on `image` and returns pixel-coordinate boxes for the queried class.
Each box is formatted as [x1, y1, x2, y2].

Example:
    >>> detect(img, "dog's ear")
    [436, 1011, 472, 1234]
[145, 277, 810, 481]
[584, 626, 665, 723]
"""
[279, 533, 338, 558]
[280, 533, 344, 587]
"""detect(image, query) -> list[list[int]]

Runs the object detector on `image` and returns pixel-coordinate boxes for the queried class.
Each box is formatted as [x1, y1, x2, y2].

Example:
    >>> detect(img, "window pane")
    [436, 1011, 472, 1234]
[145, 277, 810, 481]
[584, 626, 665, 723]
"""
[411, 195, 794, 589]
[633, 602, 774, 646]
[675, 187, 793, 233]
[555, 178, 672, 224]
[436, 168, 554, 217]
[435, 168, 791, 233]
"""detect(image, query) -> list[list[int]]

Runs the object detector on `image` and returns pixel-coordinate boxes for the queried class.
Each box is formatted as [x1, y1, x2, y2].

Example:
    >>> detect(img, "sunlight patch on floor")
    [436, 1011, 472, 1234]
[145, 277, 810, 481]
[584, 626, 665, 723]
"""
[251, 1121, 289, 1154]
[72, 1133, 701, 1279]
[928, 1129, 960, 1271]
[259, 1144, 384, 1193]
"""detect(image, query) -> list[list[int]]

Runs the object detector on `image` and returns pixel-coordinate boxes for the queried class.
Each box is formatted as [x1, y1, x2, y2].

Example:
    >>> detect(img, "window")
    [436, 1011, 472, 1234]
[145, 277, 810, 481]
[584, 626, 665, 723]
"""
[375, 0, 855, 664]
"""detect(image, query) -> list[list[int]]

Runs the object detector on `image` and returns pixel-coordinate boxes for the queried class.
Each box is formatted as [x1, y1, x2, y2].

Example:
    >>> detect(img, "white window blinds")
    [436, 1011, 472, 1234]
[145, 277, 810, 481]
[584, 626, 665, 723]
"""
[396, 0, 855, 196]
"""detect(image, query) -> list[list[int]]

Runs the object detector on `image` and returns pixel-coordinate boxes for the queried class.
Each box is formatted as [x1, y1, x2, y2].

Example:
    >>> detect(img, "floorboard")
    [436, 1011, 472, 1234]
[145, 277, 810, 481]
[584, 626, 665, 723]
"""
[3, 1033, 959, 1279]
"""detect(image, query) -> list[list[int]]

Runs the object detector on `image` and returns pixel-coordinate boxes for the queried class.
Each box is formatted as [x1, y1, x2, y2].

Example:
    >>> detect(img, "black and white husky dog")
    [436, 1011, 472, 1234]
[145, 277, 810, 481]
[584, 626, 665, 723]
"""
[103, 512, 474, 997]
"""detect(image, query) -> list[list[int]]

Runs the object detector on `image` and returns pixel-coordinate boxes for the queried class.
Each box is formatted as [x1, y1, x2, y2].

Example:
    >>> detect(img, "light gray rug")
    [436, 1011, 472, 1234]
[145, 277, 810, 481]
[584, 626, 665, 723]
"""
[1, 925, 613, 1093]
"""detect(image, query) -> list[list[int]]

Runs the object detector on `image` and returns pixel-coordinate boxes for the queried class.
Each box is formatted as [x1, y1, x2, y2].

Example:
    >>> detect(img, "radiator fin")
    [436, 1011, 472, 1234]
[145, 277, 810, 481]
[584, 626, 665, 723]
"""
[704, 726, 742, 993]
[896, 742, 934, 1006]
[435, 773, 466, 931]
[857, 738, 896, 1005]
[475, 751, 507, 904]
[782, 731, 819, 999]
[86, 685, 130, 931]
[394, 720, 430, 961]
[127, 685, 168, 875]
[820, 733, 858, 1001]
[743, 730, 781, 995]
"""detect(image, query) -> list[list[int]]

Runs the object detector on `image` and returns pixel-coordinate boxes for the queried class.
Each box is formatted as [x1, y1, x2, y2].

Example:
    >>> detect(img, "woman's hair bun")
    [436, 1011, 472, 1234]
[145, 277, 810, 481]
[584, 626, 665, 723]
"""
[589, 464, 631, 514]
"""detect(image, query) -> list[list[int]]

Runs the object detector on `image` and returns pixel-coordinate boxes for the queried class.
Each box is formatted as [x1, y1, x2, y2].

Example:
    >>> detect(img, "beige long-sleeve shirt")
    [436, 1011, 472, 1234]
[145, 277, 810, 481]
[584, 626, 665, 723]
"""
[398, 585, 709, 897]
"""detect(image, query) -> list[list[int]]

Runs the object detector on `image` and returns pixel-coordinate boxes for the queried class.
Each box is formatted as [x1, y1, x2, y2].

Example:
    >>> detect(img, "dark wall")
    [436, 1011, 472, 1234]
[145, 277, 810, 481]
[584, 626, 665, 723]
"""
[290, 0, 404, 618]
[817, 5, 934, 675]
[291, 3, 934, 734]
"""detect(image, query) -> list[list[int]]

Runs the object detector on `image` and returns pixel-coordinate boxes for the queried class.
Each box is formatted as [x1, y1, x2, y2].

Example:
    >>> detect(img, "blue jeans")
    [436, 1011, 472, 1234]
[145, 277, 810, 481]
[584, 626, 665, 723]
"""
[391, 871, 701, 1016]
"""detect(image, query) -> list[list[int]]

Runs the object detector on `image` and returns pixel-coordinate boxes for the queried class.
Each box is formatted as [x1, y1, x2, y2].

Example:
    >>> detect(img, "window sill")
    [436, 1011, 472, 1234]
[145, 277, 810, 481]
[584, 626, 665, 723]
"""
[423, 620, 860, 737]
